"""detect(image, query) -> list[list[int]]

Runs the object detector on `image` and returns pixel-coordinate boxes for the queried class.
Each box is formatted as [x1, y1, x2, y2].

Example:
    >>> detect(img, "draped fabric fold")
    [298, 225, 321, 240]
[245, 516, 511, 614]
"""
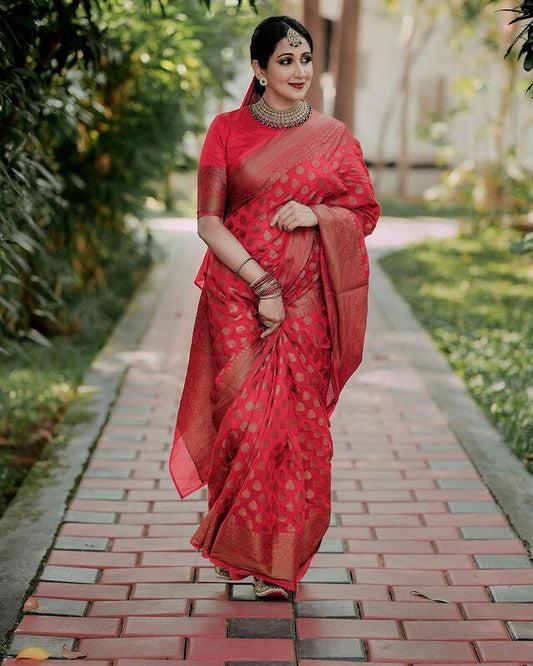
[169, 106, 379, 590]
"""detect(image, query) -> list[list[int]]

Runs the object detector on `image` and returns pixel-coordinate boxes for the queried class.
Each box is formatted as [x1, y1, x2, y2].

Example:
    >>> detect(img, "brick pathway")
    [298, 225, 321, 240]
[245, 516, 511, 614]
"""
[3, 219, 533, 664]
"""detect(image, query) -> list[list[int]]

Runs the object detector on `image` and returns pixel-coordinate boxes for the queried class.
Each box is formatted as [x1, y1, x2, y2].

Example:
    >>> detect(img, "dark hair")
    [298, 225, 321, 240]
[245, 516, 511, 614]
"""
[250, 16, 313, 97]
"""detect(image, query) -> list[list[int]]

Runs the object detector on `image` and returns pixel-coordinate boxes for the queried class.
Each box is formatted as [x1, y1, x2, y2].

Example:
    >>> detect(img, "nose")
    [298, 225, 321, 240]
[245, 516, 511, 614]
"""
[294, 61, 305, 78]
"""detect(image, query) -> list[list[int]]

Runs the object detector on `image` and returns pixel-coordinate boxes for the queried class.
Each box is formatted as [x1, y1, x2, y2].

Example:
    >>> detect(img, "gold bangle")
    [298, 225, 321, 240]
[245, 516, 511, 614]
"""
[258, 292, 283, 299]
[249, 272, 271, 289]
[235, 257, 253, 277]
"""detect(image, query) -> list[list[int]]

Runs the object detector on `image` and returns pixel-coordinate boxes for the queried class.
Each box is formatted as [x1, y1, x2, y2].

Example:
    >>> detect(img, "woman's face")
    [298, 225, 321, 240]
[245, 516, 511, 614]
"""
[253, 36, 313, 109]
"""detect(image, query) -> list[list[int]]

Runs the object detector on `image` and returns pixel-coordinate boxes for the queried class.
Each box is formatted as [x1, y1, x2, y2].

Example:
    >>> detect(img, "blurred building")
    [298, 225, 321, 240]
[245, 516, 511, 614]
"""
[314, 0, 533, 198]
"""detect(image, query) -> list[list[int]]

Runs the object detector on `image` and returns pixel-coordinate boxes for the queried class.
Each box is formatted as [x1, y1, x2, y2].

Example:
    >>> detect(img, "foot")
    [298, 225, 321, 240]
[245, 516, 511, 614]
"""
[253, 577, 290, 599]
[214, 565, 232, 581]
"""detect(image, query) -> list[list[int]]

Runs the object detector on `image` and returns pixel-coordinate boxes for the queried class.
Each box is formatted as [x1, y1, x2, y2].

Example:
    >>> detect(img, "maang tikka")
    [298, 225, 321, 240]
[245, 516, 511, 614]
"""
[286, 26, 303, 48]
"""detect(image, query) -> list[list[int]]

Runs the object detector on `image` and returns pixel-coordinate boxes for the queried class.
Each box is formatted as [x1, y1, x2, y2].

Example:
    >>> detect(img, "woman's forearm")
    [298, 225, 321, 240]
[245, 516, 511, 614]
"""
[197, 215, 266, 284]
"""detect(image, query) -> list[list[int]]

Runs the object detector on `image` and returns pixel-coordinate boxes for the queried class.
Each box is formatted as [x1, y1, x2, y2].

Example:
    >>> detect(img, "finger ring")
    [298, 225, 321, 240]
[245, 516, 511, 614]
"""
[263, 320, 274, 328]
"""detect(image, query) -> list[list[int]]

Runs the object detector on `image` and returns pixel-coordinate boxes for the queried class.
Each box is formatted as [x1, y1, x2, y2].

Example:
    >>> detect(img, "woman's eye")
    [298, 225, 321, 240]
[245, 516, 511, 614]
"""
[280, 58, 292, 65]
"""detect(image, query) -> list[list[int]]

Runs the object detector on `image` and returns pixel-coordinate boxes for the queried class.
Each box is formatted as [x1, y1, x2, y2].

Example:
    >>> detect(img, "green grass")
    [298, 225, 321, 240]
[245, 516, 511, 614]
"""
[380, 227, 533, 473]
[0, 330, 103, 516]
[378, 198, 473, 219]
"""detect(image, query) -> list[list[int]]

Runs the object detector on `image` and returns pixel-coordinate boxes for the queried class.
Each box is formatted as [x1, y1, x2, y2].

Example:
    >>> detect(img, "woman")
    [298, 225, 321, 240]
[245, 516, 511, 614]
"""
[169, 15, 379, 598]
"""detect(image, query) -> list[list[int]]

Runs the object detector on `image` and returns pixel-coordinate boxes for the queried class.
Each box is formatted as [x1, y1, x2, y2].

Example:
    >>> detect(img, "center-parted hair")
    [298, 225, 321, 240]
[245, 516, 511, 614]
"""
[250, 16, 313, 97]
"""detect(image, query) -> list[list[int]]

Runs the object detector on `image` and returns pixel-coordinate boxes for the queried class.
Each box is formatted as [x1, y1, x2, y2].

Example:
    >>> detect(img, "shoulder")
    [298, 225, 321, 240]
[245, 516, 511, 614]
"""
[208, 108, 245, 130]
[310, 109, 346, 134]
[205, 108, 246, 143]
[311, 110, 363, 154]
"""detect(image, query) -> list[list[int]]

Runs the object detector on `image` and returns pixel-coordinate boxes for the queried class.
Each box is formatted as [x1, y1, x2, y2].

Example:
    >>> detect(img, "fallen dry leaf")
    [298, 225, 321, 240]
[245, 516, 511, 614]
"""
[410, 589, 452, 604]
[15, 646, 50, 659]
[23, 596, 39, 611]
[61, 645, 87, 659]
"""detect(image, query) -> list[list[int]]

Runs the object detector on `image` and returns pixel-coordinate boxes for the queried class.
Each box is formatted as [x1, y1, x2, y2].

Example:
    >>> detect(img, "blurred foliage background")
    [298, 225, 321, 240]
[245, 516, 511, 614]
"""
[0, 0, 273, 514]
[0, 0, 262, 347]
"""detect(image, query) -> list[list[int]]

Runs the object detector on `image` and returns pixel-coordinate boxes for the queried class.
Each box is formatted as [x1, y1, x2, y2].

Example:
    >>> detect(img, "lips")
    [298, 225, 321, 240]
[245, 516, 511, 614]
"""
[289, 83, 305, 89]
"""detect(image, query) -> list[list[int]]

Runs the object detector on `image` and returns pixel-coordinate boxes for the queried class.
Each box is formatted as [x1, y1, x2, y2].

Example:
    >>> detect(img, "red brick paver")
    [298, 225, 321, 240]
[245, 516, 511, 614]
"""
[4, 220, 533, 664]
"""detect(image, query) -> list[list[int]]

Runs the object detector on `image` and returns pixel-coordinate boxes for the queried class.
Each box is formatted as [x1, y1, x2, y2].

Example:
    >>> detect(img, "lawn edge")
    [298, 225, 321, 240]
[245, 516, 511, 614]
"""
[372, 248, 533, 554]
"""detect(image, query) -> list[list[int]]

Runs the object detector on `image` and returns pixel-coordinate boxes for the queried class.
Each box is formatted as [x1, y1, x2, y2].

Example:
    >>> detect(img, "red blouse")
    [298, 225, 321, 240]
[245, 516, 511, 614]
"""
[197, 106, 301, 218]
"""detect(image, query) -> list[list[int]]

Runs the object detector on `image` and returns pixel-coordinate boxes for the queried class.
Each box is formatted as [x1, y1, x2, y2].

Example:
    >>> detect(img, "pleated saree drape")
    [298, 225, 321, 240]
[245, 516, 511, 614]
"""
[169, 107, 379, 590]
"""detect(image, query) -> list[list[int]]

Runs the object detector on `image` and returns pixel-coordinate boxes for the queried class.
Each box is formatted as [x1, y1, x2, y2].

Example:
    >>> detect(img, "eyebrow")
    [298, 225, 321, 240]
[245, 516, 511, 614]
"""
[276, 51, 312, 58]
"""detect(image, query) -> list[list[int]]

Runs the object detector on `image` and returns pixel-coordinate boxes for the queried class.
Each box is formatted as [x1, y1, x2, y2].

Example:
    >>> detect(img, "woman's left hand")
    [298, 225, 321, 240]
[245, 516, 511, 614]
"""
[270, 201, 318, 232]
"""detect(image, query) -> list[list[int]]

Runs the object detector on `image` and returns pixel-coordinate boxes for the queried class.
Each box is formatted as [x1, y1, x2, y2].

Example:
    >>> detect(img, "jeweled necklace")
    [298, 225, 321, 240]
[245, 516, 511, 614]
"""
[249, 96, 311, 129]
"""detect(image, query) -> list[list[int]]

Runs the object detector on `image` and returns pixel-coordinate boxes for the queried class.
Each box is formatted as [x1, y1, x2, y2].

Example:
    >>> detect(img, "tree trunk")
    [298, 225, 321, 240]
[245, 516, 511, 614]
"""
[396, 2, 418, 198]
[333, 0, 360, 133]
[396, 54, 412, 198]
[303, 0, 324, 112]
[487, 6, 520, 217]
[375, 18, 435, 193]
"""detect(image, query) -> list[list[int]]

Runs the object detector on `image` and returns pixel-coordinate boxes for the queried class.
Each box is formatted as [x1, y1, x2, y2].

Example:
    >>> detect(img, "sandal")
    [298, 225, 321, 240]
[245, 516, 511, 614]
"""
[253, 577, 290, 599]
[214, 565, 232, 581]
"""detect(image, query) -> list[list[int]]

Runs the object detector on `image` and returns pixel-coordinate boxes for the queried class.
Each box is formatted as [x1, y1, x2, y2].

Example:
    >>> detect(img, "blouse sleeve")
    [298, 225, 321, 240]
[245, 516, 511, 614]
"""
[197, 114, 228, 219]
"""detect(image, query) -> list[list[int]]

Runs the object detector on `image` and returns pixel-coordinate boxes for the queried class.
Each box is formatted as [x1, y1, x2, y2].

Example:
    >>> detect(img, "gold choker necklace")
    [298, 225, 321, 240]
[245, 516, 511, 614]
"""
[249, 97, 311, 129]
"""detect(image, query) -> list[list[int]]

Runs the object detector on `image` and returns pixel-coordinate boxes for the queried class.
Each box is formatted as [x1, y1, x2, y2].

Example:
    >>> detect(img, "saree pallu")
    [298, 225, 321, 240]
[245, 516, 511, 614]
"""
[170, 111, 379, 590]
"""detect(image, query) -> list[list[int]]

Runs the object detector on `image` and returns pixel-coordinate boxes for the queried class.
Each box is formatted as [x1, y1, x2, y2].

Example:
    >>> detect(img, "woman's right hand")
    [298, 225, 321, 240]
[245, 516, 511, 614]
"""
[258, 295, 285, 339]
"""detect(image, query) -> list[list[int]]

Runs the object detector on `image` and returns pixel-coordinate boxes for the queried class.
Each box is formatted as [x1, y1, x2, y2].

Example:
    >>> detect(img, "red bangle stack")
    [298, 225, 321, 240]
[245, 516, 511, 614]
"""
[249, 272, 283, 300]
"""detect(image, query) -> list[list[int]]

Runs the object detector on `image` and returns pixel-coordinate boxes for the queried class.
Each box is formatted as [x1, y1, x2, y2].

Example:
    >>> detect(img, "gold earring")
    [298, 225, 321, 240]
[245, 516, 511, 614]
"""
[259, 77, 267, 87]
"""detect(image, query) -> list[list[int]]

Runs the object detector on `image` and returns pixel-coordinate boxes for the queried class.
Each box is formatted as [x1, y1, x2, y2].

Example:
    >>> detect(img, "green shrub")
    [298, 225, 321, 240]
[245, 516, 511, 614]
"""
[0, 0, 262, 344]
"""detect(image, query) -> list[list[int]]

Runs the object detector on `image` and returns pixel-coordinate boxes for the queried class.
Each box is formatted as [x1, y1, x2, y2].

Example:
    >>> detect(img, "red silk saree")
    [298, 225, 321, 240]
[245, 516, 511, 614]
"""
[169, 106, 379, 590]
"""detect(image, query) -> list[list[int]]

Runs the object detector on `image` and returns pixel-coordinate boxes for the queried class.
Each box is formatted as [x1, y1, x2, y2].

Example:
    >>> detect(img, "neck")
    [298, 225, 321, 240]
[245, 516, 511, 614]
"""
[261, 93, 302, 110]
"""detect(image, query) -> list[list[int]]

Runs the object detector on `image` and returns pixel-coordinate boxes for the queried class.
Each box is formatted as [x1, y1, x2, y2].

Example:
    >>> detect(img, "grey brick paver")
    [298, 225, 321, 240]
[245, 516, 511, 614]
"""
[84, 468, 130, 479]
[298, 638, 366, 660]
[301, 568, 351, 583]
[7, 634, 76, 658]
[100, 433, 144, 443]
[92, 450, 138, 461]
[318, 539, 345, 553]
[75, 488, 126, 500]
[119, 391, 158, 399]
[460, 526, 516, 539]
[54, 536, 110, 551]
[489, 585, 533, 602]
[507, 621, 533, 640]
[448, 501, 500, 513]
[474, 555, 532, 569]
[108, 418, 151, 426]
[41, 565, 100, 584]
[419, 443, 463, 451]
[429, 460, 474, 469]
[228, 618, 295, 639]
[64, 510, 117, 524]
[113, 405, 152, 413]
[230, 585, 258, 602]
[295, 601, 359, 618]
[437, 479, 485, 489]
[27, 598, 89, 616]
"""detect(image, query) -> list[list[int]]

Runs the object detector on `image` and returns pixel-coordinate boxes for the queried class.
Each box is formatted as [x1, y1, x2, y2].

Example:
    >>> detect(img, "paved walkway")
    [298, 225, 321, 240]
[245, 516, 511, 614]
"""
[2, 218, 533, 664]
